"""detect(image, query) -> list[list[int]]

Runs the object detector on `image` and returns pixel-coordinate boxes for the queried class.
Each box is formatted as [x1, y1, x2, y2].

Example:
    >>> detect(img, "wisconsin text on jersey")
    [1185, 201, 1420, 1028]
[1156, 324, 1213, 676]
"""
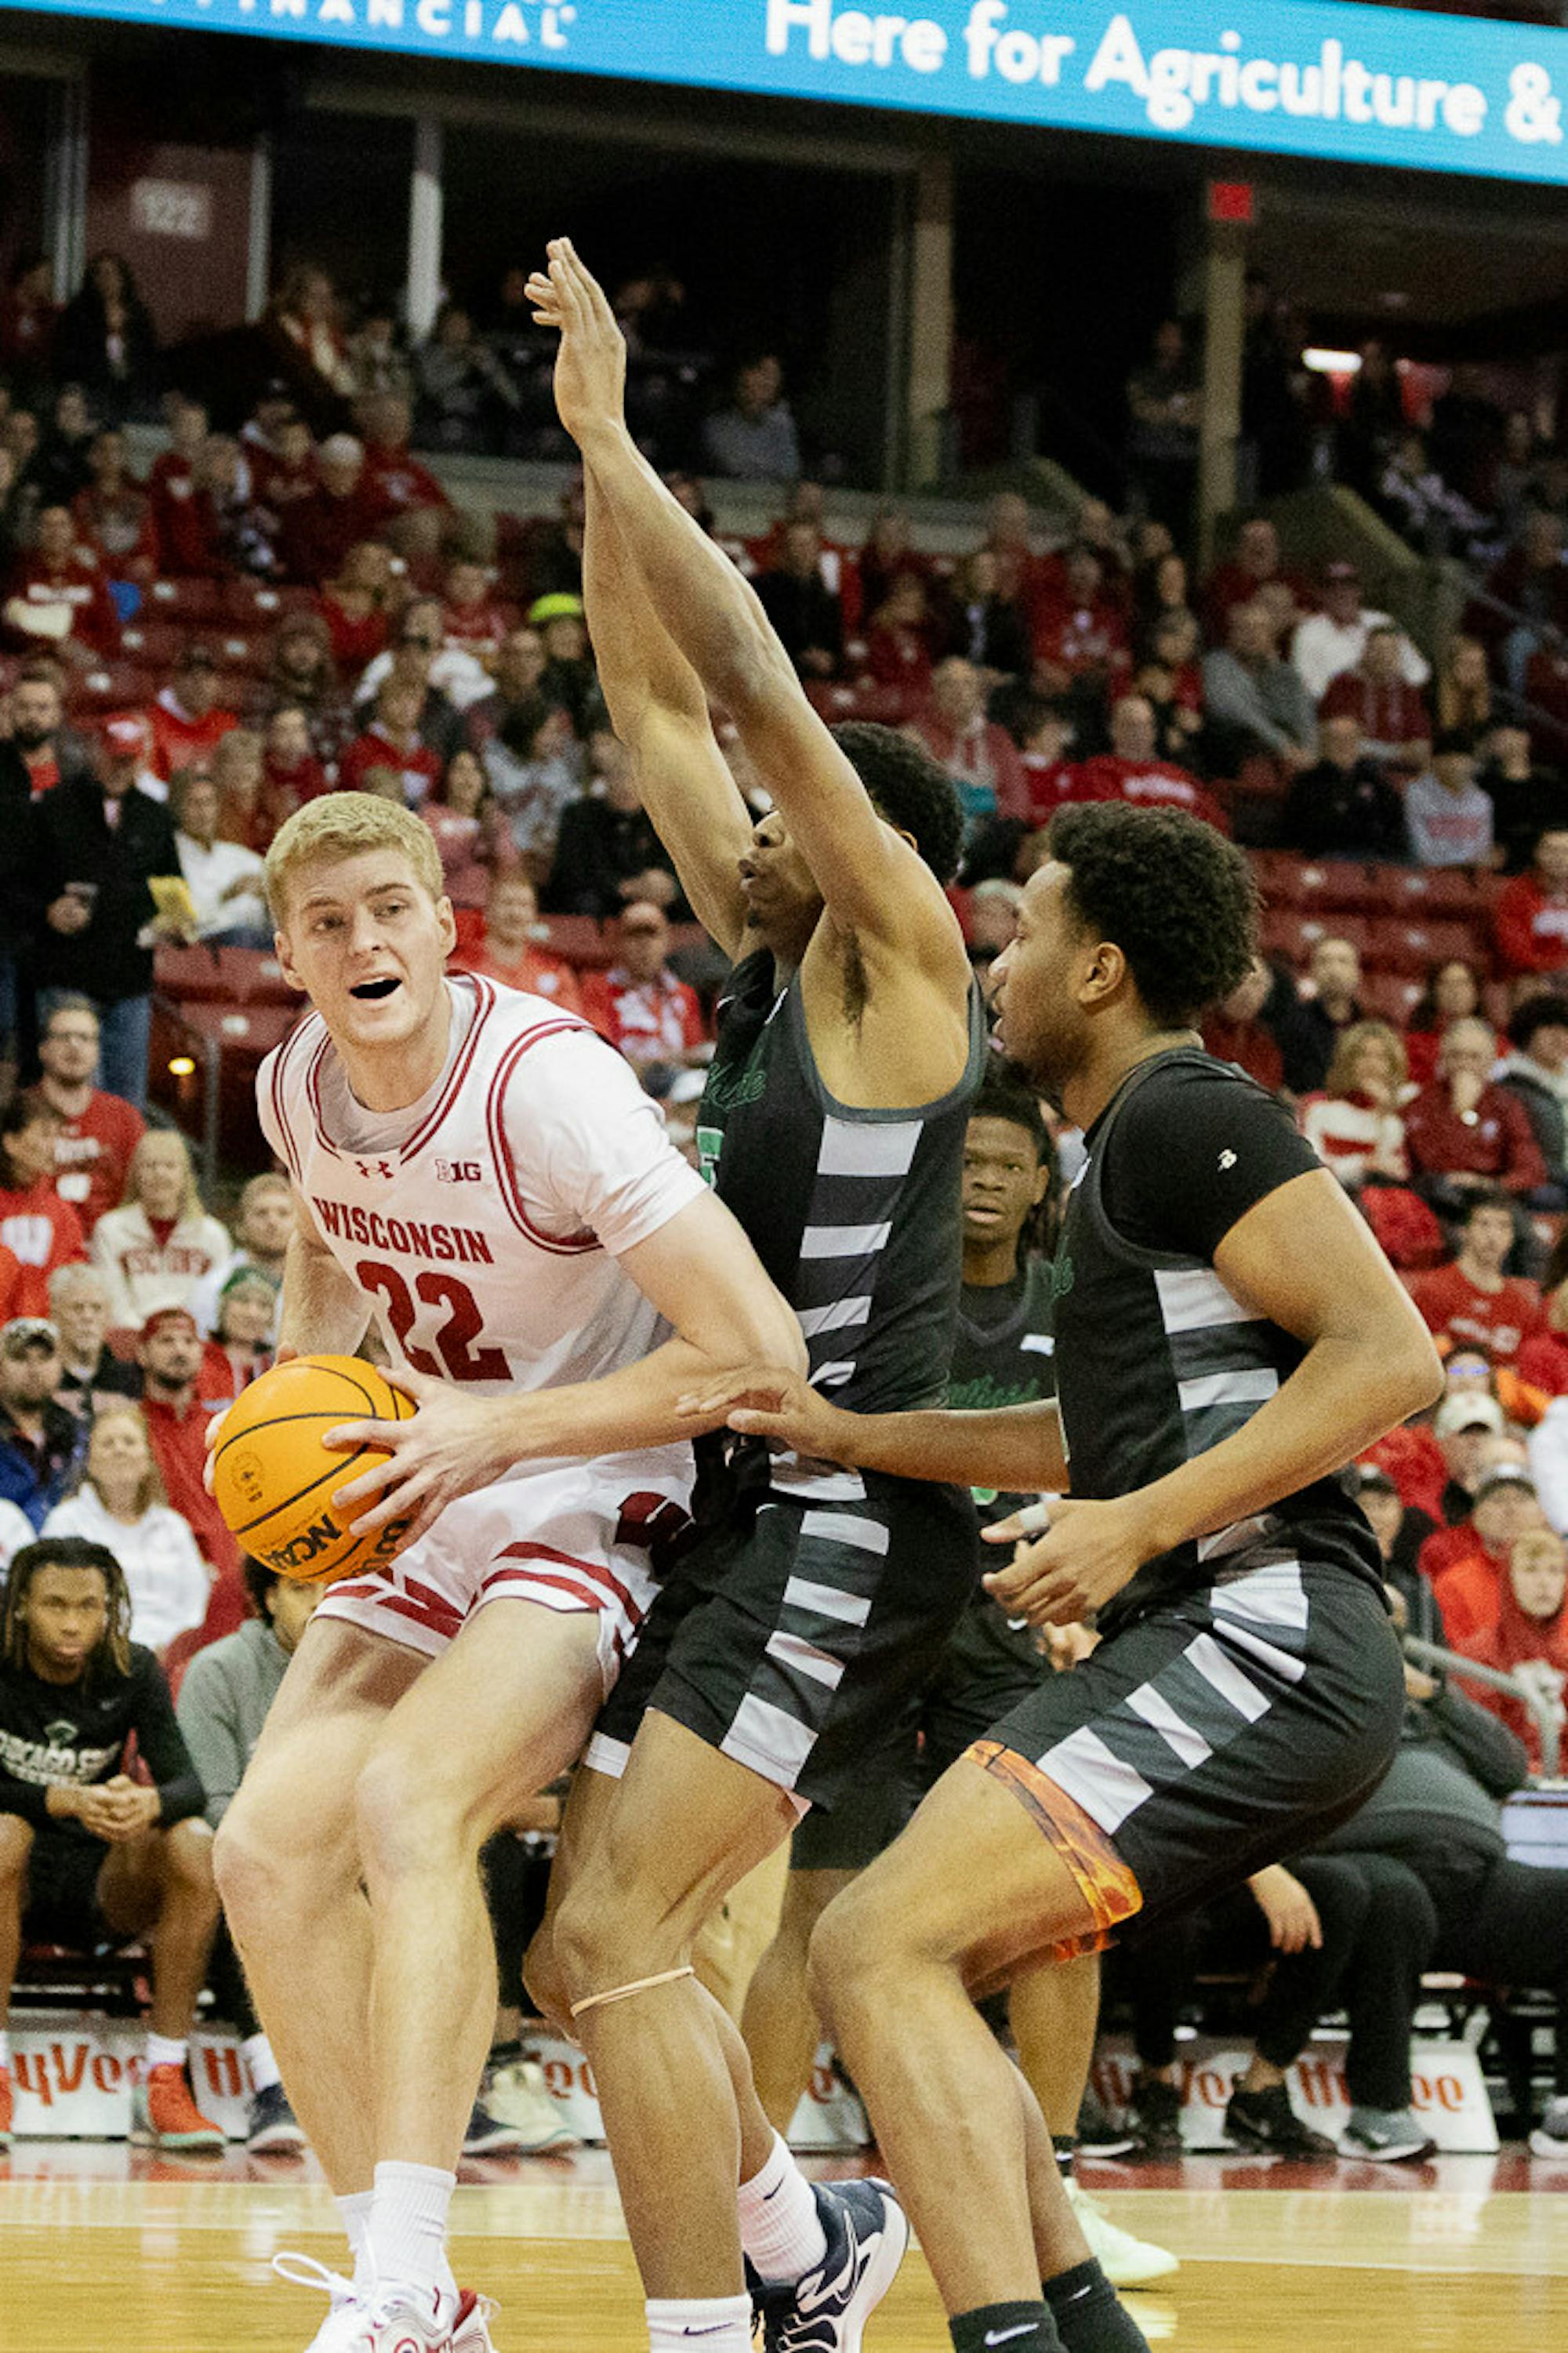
[309, 1198, 496, 1265]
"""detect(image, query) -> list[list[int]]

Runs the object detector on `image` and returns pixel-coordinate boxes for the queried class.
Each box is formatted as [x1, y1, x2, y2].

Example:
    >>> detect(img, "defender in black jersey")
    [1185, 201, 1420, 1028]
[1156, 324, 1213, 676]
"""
[708, 804, 1442, 2353]
[520, 245, 982, 2353]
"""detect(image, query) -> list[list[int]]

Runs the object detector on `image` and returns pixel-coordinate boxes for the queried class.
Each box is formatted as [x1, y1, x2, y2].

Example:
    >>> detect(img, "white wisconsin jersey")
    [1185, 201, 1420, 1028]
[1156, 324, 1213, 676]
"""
[256, 973, 706, 1397]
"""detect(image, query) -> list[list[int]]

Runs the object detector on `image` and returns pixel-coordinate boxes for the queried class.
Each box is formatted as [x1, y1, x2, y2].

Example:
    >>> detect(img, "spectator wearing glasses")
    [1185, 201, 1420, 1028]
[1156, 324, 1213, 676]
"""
[24, 993, 145, 1233]
[354, 592, 490, 718]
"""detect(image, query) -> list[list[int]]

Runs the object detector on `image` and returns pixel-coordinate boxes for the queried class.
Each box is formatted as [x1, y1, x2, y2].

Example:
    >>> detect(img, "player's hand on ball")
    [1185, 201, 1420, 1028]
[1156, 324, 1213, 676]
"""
[982, 1495, 1155, 1627]
[325, 1367, 521, 1549]
[526, 239, 628, 442]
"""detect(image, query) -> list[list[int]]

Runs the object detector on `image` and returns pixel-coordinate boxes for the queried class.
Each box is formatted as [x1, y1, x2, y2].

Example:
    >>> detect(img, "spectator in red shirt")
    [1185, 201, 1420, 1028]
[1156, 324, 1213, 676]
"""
[864, 570, 939, 703]
[419, 746, 517, 911]
[0, 1095, 87, 1317]
[1431, 1466, 1548, 1645]
[358, 392, 450, 528]
[913, 658, 1030, 833]
[4, 503, 119, 658]
[1519, 1226, 1568, 1398]
[1412, 1191, 1543, 1366]
[462, 872, 582, 1008]
[279, 434, 376, 586]
[1015, 699, 1079, 829]
[25, 993, 145, 1234]
[147, 396, 209, 566]
[1494, 826, 1568, 980]
[259, 703, 332, 831]
[580, 901, 706, 1084]
[1403, 1021, 1548, 1213]
[1457, 1527, 1568, 1771]
[1202, 514, 1297, 644]
[147, 643, 239, 782]
[1031, 543, 1130, 690]
[1318, 623, 1432, 779]
[1073, 693, 1231, 833]
[338, 677, 443, 806]
[1403, 957, 1497, 1091]
[318, 538, 397, 678]
[73, 428, 158, 588]
[136, 1303, 238, 1574]
[442, 557, 510, 663]
[1203, 956, 1285, 1095]
[241, 393, 317, 508]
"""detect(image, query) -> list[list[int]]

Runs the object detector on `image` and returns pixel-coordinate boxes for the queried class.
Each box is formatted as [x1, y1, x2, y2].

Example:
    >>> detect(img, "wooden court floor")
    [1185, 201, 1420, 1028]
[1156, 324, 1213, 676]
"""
[3, 2145, 1566, 2351]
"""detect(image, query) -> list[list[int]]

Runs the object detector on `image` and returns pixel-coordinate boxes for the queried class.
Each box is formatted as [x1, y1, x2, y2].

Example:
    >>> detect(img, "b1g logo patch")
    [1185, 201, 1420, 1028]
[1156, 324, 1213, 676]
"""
[434, 1159, 482, 1184]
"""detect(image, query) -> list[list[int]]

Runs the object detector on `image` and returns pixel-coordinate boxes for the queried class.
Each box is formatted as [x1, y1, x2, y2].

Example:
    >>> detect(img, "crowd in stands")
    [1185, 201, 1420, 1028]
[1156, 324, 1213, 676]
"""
[3, 260, 1568, 2169]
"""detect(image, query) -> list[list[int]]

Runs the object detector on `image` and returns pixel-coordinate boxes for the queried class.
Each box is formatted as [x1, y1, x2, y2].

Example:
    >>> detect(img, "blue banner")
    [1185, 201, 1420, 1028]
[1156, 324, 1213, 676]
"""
[13, 0, 1568, 186]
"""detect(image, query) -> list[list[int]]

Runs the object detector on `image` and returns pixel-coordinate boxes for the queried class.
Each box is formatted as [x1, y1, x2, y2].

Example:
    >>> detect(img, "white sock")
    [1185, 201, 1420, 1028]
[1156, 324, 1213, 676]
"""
[0, 2030, 9, 2069]
[146, 2033, 187, 2074]
[336, 2191, 376, 2296]
[244, 2033, 281, 2094]
[367, 2160, 458, 2308]
[646, 2294, 753, 2351]
[736, 2130, 827, 2283]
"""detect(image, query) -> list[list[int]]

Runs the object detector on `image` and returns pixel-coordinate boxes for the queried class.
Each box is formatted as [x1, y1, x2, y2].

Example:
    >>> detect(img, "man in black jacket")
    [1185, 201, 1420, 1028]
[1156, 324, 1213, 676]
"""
[0, 665, 90, 1078]
[543, 728, 683, 917]
[24, 715, 186, 1110]
[1499, 993, 1568, 1206]
[0, 1535, 223, 2150]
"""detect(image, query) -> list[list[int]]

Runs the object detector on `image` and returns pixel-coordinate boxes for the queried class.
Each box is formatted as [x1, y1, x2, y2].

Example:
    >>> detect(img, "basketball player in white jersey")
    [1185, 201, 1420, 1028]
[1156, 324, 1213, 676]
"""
[211, 794, 804, 2353]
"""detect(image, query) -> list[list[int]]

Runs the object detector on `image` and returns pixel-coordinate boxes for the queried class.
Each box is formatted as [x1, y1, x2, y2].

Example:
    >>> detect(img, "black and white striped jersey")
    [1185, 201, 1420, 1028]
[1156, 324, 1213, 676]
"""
[1052, 1046, 1382, 1636]
[695, 948, 987, 1428]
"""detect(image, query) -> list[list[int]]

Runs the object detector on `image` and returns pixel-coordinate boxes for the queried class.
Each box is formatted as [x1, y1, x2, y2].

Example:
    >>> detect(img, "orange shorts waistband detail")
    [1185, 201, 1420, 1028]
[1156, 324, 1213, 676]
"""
[967, 1738, 1145, 1960]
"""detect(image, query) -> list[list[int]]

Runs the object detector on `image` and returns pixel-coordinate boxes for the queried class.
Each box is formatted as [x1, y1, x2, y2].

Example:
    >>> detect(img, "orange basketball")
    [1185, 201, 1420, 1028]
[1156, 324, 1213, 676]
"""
[211, 1354, 418, 1584]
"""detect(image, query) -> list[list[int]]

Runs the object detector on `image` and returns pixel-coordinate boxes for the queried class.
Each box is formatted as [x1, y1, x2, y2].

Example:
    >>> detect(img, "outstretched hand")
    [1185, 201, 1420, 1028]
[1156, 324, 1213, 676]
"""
[526, 238, 628, 444]
[675, 1365, 854, 1462]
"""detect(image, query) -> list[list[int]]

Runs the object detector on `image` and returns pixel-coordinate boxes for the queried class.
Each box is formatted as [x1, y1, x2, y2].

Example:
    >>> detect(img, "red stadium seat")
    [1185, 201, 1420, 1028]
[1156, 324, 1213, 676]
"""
[148, 577, 223, 622]
[1366, 917, 1489, 976]
[118, 619, 187, 668]
[1360, 971, 1425, 1026]
[1388, 867, 1494, 918]
[1259, 908, 1374, 965]
[1290, 861, 1392, 915]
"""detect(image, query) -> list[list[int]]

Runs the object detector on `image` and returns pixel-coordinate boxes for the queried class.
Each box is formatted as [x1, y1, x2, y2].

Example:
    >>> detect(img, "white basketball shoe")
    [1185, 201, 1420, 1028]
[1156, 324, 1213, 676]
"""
[274, 2253, 498, 2350]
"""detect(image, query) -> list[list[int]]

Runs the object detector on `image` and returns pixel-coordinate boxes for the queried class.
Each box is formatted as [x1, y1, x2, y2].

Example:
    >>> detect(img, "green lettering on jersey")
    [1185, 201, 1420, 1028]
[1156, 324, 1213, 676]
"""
[695, 1125, 723, 1189]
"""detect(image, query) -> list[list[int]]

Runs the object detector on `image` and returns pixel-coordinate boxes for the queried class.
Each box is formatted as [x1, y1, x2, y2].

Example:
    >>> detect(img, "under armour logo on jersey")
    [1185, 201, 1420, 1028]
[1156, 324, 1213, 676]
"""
[434, 1158, 483, 1183]
[1218, 1149, 1238, 1171]
[355, 1159, 395, 1180]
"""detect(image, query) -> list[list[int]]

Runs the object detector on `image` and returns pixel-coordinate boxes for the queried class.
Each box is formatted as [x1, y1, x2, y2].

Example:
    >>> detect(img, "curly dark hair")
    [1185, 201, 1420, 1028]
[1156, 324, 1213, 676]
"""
[1048, 802, 1258, 1027]
[2, 1538, 132, 1683]
[831, 722, 964, 886]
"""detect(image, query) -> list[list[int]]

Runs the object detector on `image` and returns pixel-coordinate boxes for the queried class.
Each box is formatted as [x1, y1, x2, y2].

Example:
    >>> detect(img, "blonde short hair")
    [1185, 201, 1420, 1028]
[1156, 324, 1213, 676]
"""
[1325, 1019, 1407, 1098]
[264, 792, 445, 922]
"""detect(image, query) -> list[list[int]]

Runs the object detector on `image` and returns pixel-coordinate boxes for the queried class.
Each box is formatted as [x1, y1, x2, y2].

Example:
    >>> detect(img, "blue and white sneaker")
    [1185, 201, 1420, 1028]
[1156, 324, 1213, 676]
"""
[756, 2177, 909, 2351]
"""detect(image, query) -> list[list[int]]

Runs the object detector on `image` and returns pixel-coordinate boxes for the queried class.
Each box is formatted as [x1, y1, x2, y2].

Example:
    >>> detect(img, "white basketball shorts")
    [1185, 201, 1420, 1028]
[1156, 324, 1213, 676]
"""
[314, 1441, 693, 1691]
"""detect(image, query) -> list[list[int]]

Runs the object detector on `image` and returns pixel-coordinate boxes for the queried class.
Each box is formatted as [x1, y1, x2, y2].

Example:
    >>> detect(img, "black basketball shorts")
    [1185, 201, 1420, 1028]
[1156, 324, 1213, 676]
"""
[969, 1560, 1406, 1950]
[587, 1471, 978, 1816]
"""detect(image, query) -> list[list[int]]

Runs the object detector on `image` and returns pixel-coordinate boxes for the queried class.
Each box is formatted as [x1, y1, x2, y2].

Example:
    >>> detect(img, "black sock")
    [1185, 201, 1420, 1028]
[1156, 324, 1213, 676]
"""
[950, 2302, 1063, 2353]
[1052, 2134, 1076, 2181]
[1044, 2259, 1151, 2353]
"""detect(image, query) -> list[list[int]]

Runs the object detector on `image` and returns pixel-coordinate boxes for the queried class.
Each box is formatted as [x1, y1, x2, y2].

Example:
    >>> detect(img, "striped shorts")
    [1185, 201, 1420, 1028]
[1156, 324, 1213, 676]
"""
[973, 1558, 1406, 1936]
[586, 1468, 978, 1812]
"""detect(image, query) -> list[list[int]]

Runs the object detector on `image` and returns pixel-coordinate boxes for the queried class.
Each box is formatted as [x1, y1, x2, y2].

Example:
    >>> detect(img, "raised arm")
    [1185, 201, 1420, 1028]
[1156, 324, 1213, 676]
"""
[529, 241, 962, 968]
[583, 468, 753, 958]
